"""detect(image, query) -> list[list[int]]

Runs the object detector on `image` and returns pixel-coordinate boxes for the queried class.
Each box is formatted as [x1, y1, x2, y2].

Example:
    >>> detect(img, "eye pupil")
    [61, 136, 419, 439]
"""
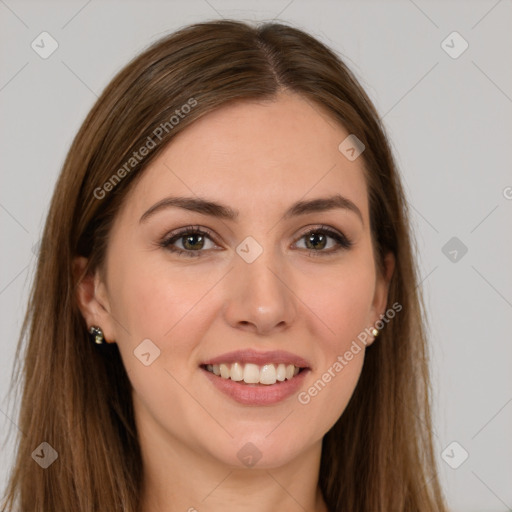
[183, 234, 204, 250]
[306, 232, 327, 250]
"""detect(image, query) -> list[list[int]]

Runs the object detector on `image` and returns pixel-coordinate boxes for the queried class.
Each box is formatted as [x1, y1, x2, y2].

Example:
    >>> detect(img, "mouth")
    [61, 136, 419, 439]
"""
[200, 362, 306, 386]
[199, 349, 311, 405]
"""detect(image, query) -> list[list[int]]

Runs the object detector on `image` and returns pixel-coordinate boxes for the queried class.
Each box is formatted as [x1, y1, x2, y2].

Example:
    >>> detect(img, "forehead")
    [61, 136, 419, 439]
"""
[119, 92, 369, 225]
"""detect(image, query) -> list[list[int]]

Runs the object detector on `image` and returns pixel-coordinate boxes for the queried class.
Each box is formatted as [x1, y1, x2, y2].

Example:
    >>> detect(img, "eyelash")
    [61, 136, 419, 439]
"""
[158, 224, 353, 258]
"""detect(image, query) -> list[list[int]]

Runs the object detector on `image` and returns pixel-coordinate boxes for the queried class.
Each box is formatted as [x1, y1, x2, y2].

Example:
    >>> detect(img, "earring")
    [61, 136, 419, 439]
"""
[89, 325, 105, 344]
[371, 327, 379, 338]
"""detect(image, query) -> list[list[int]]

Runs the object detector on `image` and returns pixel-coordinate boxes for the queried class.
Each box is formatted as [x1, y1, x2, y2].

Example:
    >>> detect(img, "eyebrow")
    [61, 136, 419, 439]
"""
[139, 193, 363, 225]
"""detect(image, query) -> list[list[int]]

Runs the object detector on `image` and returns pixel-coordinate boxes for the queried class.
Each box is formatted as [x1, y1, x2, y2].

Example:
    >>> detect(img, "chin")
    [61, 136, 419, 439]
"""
[204, 431, 313, 470]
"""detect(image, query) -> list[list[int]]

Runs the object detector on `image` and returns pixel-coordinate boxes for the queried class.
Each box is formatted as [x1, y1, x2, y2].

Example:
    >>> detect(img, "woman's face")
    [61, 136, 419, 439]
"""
[79, 91, 393, 470]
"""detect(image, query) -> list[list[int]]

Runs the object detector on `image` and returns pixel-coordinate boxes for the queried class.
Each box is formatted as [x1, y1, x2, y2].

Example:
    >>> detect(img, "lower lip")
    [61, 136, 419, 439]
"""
[200, 367, 309, 406]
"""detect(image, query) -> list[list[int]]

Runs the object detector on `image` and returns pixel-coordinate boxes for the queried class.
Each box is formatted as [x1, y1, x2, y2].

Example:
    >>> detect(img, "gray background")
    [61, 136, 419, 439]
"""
[1, 1, 511, 510]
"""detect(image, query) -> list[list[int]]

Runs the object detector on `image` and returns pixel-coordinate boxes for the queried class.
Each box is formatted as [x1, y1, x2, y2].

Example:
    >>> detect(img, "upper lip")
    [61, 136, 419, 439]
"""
[201, 349, 311, 369]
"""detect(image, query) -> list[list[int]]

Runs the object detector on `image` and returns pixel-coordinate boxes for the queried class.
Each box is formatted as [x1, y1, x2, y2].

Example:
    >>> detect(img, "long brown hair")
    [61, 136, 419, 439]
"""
[2, 19, 447, 511]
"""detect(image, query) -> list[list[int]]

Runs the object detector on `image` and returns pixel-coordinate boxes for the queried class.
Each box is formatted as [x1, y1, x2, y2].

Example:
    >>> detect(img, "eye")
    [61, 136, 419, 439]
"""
[294, 225, 353, 255]
[159, 224, 353, 259]
[159, 226, 217, 258]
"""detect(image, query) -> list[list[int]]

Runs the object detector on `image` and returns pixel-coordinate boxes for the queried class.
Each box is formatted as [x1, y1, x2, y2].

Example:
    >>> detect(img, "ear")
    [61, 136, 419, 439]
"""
[366, 251, 395, 347]
[73, 256, 116, 343]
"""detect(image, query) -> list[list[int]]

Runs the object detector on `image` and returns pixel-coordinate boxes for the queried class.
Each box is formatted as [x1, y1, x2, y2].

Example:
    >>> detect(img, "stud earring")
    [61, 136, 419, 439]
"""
[371, 327, 379, 338]
[89, 325, 105, 344]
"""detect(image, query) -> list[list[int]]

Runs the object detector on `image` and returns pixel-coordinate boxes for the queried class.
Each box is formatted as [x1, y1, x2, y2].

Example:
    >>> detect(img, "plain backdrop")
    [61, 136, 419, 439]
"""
[1, 1, 511, 510]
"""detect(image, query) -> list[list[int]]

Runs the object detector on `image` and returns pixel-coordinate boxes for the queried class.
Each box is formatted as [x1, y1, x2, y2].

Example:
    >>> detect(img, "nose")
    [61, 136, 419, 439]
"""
[222, 246, 297, 336]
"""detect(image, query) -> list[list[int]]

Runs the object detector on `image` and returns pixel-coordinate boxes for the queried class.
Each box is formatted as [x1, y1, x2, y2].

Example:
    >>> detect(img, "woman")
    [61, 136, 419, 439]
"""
[2, 19, 447, 512]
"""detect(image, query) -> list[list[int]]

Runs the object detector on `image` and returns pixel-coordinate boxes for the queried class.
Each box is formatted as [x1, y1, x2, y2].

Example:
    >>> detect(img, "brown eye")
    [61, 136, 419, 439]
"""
[295, 226, 353, 254]
[160, 227, 217, 258]
[304, 232, 328, 250]
[181, 233, 206, 251]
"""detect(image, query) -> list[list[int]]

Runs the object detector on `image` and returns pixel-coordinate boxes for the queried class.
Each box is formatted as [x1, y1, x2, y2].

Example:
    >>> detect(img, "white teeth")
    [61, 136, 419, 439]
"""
[230, 362, 244, 381]
[276, 363, 286, 381]
[205, 362, 303, 385]
[260, 364, 276, 385]
[243, 363, 260, 384]
[219, 364, 230, 379]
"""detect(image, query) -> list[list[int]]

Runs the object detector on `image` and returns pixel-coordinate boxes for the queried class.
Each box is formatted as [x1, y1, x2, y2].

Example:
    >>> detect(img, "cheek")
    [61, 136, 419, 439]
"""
[297, 300, 369, 439]
[108, 248, 211, 341]
[294, 258, 375, 432]
[299, 352, 365, 427]
[304, 257, 376, 349]
[106, 250, 226, 392]
[106, 259, 217, 436]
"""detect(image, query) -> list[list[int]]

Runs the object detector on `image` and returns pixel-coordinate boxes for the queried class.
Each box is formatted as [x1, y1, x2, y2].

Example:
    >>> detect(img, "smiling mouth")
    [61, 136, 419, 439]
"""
[200, 362, 306, 386]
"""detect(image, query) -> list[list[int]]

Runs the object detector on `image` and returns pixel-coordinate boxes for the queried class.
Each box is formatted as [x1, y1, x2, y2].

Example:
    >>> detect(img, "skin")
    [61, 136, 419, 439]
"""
[75, 91, 395, 512]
